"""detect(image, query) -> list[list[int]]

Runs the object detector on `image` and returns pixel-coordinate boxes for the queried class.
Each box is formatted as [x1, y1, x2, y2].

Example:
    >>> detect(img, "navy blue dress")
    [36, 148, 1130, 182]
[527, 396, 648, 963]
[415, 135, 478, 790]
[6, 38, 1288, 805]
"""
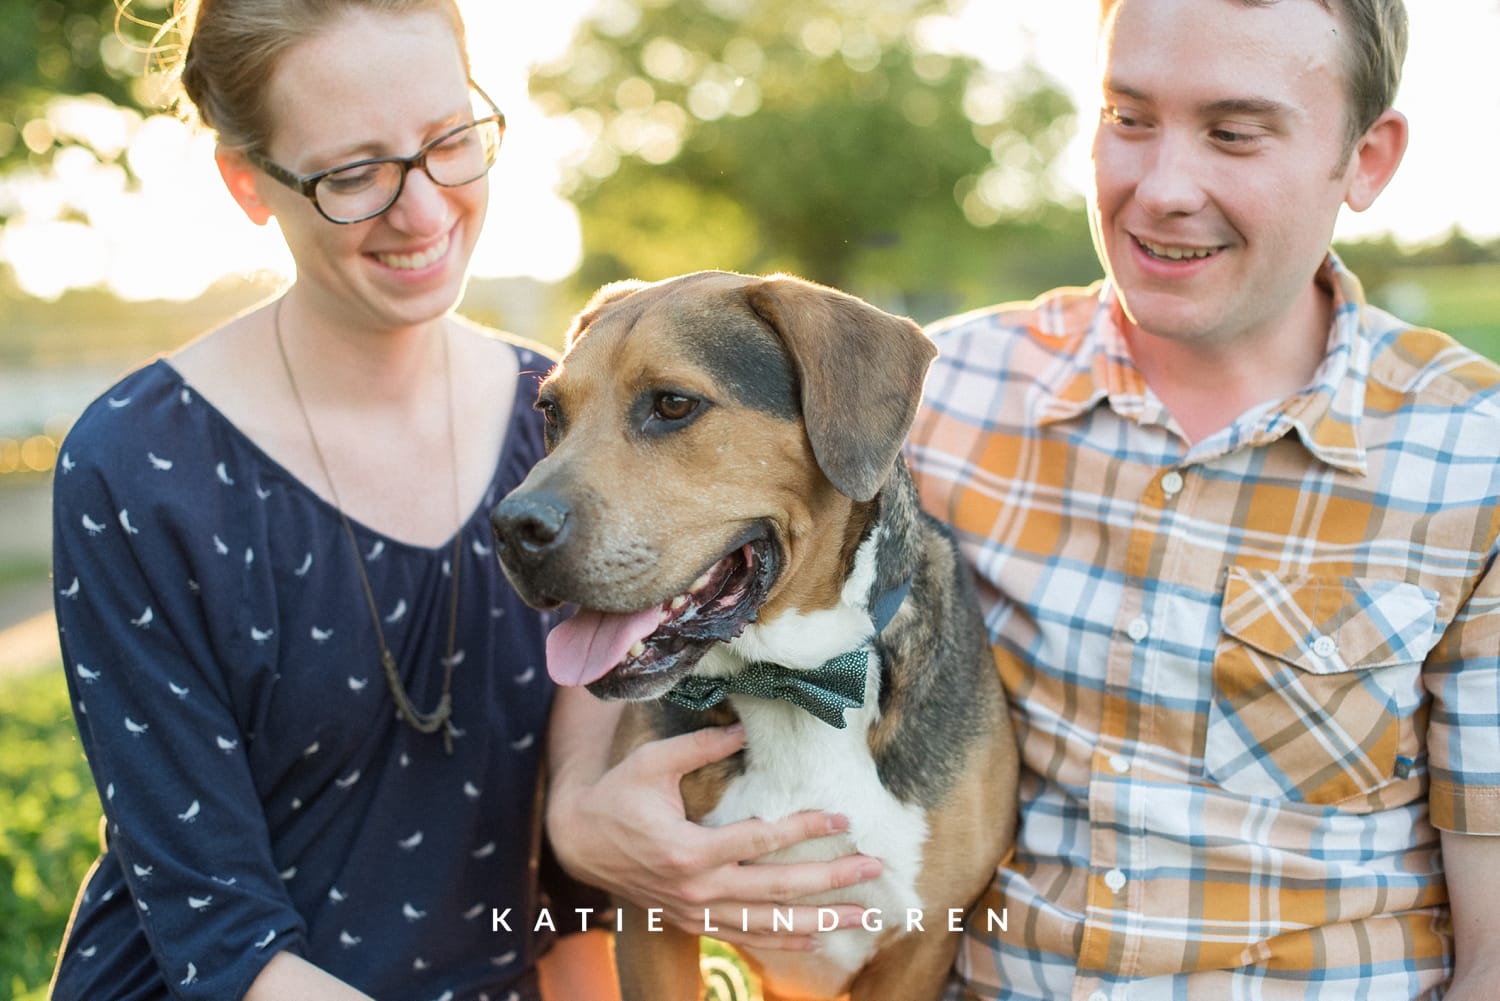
[51, 343, 592, 1000]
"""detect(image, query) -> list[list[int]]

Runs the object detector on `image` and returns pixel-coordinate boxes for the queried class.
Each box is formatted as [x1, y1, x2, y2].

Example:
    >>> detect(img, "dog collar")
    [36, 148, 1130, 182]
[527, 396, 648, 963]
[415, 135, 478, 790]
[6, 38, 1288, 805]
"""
[662, 574, 912, 729]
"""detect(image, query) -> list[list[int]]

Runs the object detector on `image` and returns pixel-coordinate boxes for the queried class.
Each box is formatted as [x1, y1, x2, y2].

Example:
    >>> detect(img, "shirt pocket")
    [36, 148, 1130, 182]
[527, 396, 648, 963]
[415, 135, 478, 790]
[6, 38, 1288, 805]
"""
[1203, 568, 1438, 808]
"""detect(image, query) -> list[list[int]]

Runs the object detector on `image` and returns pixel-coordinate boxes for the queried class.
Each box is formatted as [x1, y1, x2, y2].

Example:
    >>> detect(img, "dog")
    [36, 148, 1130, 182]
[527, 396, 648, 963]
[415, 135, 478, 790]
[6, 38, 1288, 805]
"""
[491, 271, 1017, 1001]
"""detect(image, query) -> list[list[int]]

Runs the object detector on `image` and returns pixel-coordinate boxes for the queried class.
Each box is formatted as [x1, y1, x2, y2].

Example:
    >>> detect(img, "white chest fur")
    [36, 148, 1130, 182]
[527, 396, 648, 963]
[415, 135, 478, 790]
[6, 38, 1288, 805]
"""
[696, 534, 930, 996]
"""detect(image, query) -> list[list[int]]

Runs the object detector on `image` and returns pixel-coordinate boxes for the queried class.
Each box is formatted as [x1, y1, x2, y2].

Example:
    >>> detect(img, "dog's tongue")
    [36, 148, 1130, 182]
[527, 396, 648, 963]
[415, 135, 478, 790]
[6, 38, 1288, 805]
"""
[546, 607, 661, 686]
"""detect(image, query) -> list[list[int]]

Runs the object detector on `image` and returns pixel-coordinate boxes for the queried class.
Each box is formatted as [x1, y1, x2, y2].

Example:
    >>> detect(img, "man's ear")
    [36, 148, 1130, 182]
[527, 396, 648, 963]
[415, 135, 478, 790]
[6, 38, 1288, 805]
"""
[215, 146, 274, 226]
[1343, 108, 1408, 213]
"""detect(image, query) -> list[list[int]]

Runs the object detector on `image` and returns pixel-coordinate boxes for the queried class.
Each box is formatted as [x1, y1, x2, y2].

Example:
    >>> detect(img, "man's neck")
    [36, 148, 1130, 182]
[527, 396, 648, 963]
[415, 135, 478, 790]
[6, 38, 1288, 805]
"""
[1123, 284, 1334, 445]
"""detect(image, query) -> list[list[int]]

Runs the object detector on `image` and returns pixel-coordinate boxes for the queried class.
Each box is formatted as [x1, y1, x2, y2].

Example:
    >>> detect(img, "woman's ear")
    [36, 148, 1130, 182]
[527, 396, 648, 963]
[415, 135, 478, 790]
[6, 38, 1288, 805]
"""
[1343, 108, 1408, 213]
[215, 146, 274, 225]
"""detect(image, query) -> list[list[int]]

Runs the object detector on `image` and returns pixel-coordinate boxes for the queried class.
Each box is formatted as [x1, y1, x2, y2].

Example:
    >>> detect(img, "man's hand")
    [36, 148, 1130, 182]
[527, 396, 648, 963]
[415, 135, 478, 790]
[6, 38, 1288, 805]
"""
[546, 689, 882, 950]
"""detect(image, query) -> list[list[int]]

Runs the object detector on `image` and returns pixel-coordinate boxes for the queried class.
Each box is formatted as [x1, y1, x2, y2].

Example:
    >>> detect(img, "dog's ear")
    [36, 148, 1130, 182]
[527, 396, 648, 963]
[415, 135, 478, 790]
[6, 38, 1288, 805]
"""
[564, 279, 648, 350]
[745, 275, 936, 502]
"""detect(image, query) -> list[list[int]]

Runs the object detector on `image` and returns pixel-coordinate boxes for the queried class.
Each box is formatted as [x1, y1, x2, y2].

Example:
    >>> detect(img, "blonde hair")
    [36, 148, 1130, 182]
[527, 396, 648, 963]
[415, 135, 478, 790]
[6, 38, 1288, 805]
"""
[149, 0, 470, 151]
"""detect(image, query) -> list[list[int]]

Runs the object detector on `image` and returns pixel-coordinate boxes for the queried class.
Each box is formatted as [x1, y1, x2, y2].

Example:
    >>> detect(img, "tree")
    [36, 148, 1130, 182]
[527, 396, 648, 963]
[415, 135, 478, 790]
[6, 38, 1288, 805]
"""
[529, 0, 1082, 305]
[0, 0, 169, 173]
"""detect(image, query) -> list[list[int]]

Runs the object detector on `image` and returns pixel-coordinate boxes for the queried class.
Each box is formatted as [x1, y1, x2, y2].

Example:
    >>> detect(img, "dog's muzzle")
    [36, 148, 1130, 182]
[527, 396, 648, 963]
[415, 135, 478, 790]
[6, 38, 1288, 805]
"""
[491, 490, 571, 570]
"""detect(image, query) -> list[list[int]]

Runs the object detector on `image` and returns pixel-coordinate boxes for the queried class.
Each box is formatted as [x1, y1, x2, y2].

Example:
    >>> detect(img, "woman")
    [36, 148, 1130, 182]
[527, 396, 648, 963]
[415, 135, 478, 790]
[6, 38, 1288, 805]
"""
[48, 1, 616, 997]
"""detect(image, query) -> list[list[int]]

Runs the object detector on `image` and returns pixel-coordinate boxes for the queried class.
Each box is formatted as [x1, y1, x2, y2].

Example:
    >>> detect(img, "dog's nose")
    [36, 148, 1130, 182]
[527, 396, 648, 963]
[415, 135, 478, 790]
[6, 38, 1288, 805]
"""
[491, 492, 571, 562]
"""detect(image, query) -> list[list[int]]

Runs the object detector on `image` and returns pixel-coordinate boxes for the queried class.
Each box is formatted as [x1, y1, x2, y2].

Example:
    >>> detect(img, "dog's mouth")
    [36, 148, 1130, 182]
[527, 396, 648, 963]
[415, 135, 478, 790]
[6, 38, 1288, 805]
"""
[545, 530, 781, 699]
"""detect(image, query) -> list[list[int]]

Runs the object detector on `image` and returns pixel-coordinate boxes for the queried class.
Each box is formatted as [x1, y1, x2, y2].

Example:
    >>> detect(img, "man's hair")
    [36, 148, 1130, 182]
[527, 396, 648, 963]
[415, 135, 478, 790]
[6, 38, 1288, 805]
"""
[1099, 0, 1408, 157]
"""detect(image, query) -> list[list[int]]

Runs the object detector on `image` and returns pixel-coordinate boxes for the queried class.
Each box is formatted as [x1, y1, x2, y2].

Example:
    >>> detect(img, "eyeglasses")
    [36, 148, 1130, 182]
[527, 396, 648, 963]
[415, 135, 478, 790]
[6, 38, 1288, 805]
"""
[245, 84, 505, 224]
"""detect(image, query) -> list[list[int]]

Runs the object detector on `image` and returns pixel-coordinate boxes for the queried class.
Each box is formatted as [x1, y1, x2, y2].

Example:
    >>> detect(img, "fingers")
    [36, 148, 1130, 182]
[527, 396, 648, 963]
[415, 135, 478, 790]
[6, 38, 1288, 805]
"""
[632, 723, 747, 780]
[718, 850, 882, 904]
[705, 810, 862, 867]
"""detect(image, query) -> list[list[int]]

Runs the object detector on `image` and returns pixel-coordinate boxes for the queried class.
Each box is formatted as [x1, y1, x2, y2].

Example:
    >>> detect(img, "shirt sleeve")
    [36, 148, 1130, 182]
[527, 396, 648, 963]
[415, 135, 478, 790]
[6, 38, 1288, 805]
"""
[54, 435, 307, 999]
[1426, 533, 1500, 834]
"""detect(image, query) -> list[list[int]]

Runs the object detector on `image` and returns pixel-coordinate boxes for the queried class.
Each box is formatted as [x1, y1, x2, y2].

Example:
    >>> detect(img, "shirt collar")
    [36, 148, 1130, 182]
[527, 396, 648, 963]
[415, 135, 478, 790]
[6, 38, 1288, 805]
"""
[1034, 253, 1370, 475]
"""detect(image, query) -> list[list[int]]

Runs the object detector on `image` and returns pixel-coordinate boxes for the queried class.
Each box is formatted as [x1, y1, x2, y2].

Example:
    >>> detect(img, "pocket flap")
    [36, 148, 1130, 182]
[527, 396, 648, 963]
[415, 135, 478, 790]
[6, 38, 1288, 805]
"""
[1220, 568, 1439, 675]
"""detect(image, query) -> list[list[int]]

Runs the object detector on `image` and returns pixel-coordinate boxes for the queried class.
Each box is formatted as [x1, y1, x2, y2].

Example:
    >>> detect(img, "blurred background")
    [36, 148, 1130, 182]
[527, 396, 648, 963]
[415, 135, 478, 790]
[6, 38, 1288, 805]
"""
[3, 0, 1499, 994]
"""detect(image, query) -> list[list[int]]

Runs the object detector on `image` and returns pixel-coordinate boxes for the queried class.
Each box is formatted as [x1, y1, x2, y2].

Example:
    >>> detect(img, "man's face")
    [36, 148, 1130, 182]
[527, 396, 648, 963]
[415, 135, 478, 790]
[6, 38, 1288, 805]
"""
[1090, 0, 1363, 350]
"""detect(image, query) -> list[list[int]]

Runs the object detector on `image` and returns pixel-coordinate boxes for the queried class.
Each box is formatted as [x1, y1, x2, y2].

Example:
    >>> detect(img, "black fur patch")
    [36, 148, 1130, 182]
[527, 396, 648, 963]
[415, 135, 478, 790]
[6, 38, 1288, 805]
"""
[870, 466, 1000, 809]
[679, 309, 800, 422]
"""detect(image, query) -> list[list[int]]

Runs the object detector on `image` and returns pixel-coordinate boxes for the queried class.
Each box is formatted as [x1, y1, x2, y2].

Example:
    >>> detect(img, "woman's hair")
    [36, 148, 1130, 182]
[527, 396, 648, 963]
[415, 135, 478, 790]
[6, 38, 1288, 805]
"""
[154, 0, 470, 151]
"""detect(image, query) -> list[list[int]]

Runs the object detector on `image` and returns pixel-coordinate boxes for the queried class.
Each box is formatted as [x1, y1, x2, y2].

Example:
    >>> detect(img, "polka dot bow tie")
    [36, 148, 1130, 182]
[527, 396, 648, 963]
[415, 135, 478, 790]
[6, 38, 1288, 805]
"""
[662, 649, 869, 729]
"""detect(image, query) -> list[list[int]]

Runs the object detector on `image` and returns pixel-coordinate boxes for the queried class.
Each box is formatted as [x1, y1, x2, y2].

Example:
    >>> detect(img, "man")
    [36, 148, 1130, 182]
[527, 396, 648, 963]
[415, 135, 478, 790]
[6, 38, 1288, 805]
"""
[907, 0, 1499, 997]
[546, 0, 1499, 997]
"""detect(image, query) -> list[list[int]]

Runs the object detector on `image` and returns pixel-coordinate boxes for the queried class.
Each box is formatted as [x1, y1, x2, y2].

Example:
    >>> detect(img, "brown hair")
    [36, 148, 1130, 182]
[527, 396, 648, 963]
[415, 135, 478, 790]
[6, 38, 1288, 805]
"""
[1098, 0, 1408, 156]
[152, 0, 470, 151]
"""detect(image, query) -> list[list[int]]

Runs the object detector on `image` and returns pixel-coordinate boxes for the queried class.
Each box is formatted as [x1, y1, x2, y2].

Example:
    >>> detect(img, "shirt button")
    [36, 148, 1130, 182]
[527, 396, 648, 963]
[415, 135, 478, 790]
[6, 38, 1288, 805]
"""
[1126, 617, 1149, 642]
[1104, 868, 1128, 893]
[1109, 754, 1131, 774]
[1161, 469, 1185, 496]
[1312, 634, 1338, 659]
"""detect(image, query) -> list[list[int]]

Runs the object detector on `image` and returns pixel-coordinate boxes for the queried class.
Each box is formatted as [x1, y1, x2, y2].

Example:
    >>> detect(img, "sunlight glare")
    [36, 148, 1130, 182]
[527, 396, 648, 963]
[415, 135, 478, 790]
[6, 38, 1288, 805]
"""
[0, 0, 1496, 302]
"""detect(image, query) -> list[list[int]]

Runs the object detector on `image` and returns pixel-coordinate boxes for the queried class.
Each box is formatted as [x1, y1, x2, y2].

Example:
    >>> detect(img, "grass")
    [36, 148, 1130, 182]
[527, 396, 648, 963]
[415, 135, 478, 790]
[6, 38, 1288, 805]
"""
[1374, 262, 1500, 363]
[0, 666, 99, 1001]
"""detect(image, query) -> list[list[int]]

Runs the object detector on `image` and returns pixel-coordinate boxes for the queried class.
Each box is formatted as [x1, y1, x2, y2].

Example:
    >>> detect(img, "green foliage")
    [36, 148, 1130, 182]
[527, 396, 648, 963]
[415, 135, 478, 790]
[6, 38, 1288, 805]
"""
[0, 667, 100, 999]
[530, 0, 1078, 296]
[0, 0, 173, 172]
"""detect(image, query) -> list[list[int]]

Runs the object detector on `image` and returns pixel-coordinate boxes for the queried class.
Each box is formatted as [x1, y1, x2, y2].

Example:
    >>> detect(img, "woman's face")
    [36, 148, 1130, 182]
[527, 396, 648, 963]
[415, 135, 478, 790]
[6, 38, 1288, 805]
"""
[254, 7, 487, 332]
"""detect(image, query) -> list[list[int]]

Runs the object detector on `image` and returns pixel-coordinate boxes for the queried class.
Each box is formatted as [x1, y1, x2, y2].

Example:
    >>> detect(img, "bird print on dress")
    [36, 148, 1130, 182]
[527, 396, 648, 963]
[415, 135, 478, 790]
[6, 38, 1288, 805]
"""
[51, 358, 567, 999]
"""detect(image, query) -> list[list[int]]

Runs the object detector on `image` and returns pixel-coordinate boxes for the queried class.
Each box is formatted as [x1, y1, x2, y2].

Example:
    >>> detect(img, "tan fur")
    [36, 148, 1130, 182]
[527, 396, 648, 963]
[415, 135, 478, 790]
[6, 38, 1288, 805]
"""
[495, 272, 1016, 1000]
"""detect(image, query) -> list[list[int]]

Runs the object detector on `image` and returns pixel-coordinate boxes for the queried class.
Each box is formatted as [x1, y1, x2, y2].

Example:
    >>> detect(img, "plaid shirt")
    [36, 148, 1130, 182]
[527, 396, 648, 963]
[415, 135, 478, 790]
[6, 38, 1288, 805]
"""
[909, 255, 1500, 1000]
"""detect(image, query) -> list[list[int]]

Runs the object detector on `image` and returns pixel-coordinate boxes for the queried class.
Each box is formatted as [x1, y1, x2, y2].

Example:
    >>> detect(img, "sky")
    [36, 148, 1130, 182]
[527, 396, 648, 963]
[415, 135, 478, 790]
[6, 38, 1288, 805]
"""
[1, 0, 1496, 301]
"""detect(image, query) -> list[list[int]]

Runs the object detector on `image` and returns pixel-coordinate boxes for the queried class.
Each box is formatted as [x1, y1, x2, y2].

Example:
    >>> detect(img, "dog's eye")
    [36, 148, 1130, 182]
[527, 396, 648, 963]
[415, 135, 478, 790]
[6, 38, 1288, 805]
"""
[652, 393, 698, 422]
[536, 399, 560, 428]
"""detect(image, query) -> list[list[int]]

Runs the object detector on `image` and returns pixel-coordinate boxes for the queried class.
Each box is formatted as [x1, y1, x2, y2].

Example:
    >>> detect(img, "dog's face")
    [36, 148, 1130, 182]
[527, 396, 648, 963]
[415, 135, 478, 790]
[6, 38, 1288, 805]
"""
[491, 271, 934, 701]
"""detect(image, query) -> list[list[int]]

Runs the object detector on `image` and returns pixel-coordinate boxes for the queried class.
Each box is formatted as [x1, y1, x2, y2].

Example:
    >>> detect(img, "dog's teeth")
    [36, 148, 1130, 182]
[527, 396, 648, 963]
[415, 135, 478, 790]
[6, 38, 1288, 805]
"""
[628, 641, 646, 657]
[691, 572, 712, 592]
[671, 595, 688, 611]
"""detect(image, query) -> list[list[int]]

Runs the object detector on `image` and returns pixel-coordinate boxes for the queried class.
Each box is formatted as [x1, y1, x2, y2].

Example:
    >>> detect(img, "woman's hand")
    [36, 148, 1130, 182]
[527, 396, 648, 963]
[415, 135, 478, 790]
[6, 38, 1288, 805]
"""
[546, 691, 882, 951]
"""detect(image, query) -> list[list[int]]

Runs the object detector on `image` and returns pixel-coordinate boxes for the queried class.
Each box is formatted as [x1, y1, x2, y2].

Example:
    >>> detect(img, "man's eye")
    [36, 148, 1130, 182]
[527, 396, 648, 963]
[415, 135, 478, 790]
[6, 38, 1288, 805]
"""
[652, 393, 698, 422]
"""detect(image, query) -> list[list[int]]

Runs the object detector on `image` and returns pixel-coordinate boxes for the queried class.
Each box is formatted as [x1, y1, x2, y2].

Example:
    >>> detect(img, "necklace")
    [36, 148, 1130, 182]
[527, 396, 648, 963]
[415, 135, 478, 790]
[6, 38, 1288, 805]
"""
[274, 297, 462, 754]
